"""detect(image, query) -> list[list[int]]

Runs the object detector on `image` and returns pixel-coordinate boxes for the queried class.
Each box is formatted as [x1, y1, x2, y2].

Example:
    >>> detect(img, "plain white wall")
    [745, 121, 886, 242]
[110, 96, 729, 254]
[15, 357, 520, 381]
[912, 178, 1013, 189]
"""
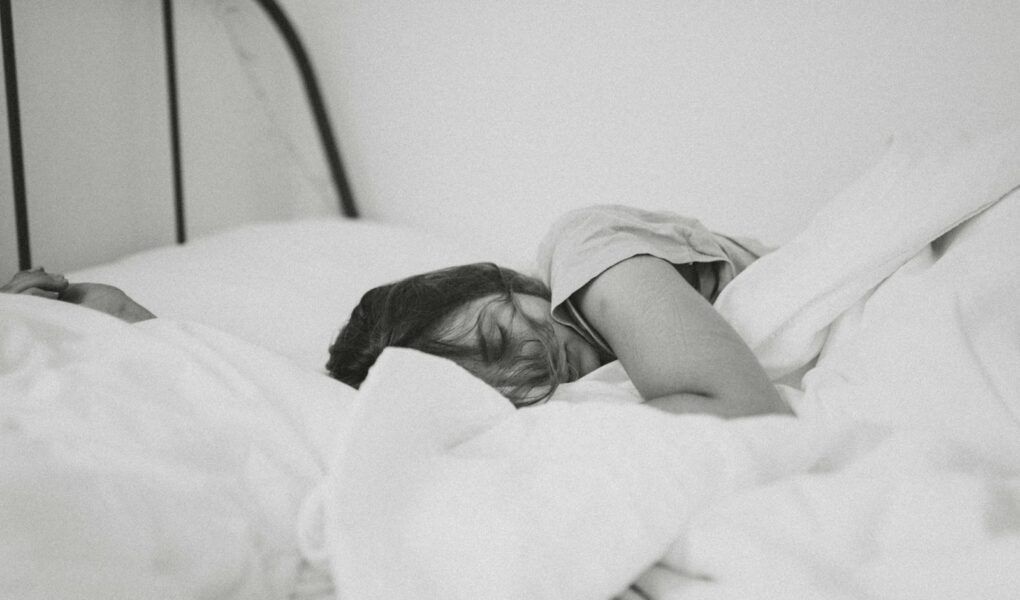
[4, 1, 1020, 279]
[283, 0, 1020, 263]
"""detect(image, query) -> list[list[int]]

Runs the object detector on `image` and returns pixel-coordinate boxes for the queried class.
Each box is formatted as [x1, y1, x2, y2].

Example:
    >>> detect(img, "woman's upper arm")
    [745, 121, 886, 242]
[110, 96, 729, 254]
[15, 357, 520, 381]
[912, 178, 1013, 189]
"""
[572, 255, 789, 417]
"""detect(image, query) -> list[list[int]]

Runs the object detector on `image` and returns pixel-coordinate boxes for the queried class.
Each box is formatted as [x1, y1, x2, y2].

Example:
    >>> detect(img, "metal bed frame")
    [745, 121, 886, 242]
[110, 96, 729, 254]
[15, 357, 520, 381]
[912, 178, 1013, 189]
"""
[1, 0, 358, 271]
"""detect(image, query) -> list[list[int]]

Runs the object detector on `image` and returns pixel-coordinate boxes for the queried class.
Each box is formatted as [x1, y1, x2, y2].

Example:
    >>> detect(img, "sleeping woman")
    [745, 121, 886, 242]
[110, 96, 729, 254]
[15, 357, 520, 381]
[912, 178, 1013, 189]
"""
[2, 205, 789, 418]
[327, 205, 791, 418]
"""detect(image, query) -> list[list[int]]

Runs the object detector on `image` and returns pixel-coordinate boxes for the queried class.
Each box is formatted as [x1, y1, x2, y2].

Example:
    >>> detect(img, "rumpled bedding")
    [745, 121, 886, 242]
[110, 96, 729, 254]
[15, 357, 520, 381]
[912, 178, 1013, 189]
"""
[4, 125, 1019, 599]
[0, 297, 351, 599]
[299, 125, 1020, 599]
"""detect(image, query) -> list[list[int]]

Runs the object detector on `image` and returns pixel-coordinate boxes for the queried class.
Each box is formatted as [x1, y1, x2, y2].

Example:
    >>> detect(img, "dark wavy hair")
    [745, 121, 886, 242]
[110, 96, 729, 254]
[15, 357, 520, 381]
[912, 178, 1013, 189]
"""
[326, 263, 564, 406]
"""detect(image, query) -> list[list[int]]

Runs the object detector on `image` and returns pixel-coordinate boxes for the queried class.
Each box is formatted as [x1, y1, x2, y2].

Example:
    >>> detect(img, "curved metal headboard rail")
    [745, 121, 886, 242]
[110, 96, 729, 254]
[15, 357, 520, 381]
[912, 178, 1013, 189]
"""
[162, 0, 187, 244]
[250, 0, 358, 219]
[2, 0, 358, 270]
[1, 0, 30, 269]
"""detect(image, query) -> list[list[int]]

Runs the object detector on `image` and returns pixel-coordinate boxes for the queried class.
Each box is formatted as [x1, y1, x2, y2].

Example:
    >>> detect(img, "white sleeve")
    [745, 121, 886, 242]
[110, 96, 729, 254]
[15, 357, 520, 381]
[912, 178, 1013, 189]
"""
[535, 204, 760, 313]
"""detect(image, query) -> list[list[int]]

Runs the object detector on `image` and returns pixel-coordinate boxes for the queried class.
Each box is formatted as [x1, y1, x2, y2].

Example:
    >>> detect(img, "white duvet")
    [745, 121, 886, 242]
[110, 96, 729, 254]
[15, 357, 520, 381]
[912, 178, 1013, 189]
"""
[301, 126, 1020, 599]
[3, 125, 1020, 600]
[0, 298, 351, 599]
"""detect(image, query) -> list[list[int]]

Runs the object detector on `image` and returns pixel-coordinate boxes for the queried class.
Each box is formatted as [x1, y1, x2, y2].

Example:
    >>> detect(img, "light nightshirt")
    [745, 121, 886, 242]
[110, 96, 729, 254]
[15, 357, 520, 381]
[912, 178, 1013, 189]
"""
[535, 205, 769, 358]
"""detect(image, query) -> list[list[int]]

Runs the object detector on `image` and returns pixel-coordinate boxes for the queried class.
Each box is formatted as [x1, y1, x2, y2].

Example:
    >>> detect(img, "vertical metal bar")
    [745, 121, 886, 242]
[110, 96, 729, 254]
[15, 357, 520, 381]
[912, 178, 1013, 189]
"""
[1, 0, 30, 268]
[162, 0, 186, 243]
[251, 0, 358, 218]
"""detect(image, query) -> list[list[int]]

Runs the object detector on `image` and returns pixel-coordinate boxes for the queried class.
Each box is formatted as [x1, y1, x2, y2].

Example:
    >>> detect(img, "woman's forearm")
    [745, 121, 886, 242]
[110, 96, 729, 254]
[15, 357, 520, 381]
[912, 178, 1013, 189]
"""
[60, 283, 156, 323]
[646, 392, 791, 418]
[573, 255, 790, 418]
[2, 269, 155, 324]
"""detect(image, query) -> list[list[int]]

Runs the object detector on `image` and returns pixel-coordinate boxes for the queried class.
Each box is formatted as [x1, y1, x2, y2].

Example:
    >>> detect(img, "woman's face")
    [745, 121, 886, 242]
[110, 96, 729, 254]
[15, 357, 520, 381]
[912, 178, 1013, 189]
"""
[448, 293, 603, 383]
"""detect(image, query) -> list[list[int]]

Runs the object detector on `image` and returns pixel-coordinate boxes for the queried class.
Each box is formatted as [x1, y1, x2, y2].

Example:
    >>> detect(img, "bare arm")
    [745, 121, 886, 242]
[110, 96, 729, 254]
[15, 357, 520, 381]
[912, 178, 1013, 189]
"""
[573, 255, 790, 418]
[60, 283, 156, 323]
[1, 268, 155, 324]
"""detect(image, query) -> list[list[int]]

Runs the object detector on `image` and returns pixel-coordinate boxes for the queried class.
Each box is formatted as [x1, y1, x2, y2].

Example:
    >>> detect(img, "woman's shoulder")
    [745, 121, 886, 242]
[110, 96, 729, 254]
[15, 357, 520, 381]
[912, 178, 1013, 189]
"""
[536, 204, 713, 269]
[544, 204, 708, 235]
[534, 205, 709, 304]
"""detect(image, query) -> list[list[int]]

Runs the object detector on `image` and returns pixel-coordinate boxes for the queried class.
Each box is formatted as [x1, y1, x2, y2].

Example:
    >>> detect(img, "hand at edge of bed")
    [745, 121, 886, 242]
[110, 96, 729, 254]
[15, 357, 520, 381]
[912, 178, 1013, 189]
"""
[1, 268, 156, 324]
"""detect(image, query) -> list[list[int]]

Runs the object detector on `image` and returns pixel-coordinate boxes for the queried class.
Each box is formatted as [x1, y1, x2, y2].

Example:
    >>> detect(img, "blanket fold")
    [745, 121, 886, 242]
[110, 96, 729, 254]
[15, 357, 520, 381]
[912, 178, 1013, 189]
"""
[715, 125, 1020, 380]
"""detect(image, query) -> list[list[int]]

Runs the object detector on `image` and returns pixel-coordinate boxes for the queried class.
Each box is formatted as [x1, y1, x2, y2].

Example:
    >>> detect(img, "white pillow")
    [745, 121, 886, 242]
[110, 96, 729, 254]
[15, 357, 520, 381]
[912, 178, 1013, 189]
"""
[69, 218, 498, 372]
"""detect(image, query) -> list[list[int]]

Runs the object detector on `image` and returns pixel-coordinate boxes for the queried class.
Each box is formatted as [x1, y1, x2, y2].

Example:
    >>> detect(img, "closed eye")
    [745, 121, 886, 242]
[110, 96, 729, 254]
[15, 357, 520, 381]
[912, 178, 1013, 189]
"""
[476, 320, 509, 362]
[496, 324, 510, 350]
